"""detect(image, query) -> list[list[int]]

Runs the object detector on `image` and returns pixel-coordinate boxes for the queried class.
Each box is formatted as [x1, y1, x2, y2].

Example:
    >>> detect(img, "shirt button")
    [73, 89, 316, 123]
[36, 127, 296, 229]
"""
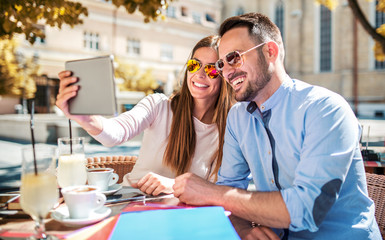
[271, 179, 275, 184]
[268, 151, 271, 155]
[261, 105, 265, 110]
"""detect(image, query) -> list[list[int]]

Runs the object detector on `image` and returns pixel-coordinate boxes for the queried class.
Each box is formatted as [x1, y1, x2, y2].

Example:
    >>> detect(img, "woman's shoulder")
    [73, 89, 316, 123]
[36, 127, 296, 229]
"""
[143, 93, 169, 102]
[138, 93, 170, 108]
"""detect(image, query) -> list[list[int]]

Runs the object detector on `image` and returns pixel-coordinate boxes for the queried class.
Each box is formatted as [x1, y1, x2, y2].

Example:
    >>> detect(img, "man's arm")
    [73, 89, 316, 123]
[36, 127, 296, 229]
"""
[173, 173, 290, 228]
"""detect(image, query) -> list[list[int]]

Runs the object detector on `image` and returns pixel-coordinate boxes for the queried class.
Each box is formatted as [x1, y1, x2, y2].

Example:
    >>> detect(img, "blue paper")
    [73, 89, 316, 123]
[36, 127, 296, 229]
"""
[109, 206, 240, 240]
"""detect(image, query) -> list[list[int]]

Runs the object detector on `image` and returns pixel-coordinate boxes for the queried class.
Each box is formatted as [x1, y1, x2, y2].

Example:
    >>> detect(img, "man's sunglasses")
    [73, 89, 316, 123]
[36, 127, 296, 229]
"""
[187, 59, 220, 79]
[215, 42, 267, 72]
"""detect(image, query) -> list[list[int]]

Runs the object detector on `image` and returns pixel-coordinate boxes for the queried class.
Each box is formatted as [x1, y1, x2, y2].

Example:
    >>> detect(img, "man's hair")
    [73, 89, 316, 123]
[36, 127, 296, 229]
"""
[219, 12, 285, 62]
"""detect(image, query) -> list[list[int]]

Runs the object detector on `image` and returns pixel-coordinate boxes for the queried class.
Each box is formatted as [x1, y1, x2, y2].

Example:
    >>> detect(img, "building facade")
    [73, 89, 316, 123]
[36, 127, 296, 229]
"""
[11, 0, 222, 113]
[10, 0, 385, 117]
[17, 0, 222, 94]
[221, 0, 385, 118]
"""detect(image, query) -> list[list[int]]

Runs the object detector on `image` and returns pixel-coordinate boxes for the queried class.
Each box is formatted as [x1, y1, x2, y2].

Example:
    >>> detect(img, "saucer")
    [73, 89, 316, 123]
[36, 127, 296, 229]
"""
[51, 205, 111, 227]
[102, 184, 122, 196]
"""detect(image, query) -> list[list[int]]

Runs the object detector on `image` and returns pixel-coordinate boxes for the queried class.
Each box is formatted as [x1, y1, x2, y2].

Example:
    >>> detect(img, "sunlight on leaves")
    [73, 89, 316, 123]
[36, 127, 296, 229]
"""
[315, 0, 339, 10]
[377, 0, 385, 12]
[374, 24, 385, 61]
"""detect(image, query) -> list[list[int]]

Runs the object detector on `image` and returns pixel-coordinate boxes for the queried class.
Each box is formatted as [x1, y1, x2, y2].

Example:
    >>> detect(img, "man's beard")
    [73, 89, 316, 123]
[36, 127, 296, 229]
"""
[235, 55, 271, 102]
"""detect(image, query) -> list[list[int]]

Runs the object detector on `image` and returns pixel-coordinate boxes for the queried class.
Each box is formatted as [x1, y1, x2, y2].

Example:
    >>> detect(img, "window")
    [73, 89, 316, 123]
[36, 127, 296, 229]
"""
[375, 0, 385, 69]
[192, 12, 201, 24]
[160, 44, 173, 61]
[35, 36, 45, 45]
[166, 6, 176, 18]
[34, 24, 46, 45]
[181, 6, 188, 17]
[205, 13, 216, 23]
[236, 6, 245, 16]
[319, 5, 332, 72]
[127, 38, 141, 56]
[83, 31, 100, 50]
[274, 1, 285, 42]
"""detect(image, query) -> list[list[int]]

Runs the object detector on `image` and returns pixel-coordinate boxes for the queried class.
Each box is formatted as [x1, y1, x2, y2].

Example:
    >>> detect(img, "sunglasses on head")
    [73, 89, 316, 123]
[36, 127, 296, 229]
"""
[187, 59, 220, 79]
[215, 42, 267, 72]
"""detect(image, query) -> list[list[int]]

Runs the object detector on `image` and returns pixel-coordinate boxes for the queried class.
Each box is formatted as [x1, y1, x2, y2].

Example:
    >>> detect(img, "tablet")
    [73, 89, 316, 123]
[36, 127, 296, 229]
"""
[65, 55, 117, 115]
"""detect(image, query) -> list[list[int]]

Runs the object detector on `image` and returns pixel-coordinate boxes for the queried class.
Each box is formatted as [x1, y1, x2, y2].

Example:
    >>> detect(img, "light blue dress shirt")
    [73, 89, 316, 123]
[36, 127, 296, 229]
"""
[217, 77, 381, 239]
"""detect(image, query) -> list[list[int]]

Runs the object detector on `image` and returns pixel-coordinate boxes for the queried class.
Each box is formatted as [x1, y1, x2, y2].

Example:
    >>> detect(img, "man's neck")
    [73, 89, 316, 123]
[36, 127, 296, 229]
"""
[253, 73, 284, 107]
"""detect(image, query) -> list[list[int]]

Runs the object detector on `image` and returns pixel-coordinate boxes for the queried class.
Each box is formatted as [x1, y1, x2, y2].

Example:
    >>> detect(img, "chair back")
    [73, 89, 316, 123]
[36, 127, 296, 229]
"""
[366, 172, 385, 238]
[86, 156, 137, 184]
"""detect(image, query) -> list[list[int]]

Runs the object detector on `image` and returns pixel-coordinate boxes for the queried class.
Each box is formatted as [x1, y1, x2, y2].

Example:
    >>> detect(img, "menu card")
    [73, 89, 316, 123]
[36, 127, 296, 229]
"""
[108, 206, 240, 240]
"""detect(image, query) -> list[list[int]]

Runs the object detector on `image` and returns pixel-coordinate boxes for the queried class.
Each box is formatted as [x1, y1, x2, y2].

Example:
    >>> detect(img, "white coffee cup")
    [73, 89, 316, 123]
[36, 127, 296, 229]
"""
[87, 168, 119, 191]
[61, 185, 106, 219]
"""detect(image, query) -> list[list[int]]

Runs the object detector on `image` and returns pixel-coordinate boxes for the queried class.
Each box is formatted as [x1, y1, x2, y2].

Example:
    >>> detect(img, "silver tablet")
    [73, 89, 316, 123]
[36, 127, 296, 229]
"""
[65, 55, 117, 115]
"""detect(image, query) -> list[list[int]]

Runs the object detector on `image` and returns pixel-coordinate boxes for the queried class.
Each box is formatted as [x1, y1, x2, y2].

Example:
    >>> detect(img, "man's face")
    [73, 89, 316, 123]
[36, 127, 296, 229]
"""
[218, 27, 271, 102]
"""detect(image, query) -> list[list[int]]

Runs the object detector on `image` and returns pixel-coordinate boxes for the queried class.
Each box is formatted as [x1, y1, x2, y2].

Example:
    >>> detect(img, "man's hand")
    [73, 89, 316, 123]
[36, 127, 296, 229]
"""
[239, 226, 281, 240]
[173, 173, 217, 205]
[230, 215, 280, 240]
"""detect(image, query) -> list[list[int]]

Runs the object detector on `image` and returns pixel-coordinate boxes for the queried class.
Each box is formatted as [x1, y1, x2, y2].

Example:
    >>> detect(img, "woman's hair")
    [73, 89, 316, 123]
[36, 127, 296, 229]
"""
[163, 35, 233, 181]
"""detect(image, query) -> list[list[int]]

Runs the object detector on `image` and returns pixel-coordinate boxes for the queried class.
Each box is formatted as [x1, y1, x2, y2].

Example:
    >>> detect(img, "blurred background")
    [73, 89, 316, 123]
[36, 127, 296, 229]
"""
[1, 0, 385, 191]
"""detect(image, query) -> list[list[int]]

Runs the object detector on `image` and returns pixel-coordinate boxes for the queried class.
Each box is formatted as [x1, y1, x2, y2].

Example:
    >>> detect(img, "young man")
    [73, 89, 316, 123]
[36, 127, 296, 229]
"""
[173, 13, 381, 239]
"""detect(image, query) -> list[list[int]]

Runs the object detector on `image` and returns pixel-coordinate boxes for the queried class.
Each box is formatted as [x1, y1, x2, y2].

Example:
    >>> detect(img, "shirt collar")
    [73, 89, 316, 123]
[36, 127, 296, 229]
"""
[246, 75, 293, 114]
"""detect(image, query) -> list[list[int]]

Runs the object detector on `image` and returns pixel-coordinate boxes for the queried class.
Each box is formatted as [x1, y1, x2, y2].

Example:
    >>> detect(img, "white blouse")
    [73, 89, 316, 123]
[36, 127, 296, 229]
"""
[92, 93, 218, 184]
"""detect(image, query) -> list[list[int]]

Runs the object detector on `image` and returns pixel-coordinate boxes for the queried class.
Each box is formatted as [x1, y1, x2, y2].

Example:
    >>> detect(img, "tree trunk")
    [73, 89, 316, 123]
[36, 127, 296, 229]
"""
[348, 0, 385, 55]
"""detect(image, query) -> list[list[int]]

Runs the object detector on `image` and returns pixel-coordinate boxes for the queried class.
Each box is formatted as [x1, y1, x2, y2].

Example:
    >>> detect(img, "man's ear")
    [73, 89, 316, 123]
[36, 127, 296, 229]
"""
[264, 41, 279, 62]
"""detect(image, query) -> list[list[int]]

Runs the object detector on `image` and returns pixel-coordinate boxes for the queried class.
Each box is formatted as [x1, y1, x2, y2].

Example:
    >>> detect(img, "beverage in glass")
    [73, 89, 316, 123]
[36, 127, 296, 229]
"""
[57, 137, 87, 188]
[20, 145, 59, 239]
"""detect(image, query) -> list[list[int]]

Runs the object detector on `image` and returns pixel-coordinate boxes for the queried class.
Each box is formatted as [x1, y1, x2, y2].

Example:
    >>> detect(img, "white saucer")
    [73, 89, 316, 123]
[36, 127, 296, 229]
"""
[102, 184, 122, 196]
[51, 205, 111, 227]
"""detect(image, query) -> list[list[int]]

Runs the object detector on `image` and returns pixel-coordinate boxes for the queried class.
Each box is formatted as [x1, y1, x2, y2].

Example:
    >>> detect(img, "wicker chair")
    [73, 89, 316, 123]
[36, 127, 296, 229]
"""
[366, 172, 385, 238]
[86, 156, 137, 184]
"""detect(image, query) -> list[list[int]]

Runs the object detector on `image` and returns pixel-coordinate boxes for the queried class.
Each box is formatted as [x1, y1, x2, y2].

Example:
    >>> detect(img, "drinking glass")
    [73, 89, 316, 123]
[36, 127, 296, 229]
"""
[20, 145, 59, 240]
[57, 137, 87, 188]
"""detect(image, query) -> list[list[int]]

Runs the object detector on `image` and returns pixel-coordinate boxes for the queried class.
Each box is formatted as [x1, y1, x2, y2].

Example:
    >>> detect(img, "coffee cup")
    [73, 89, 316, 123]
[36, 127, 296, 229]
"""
[87, 168, 119, 191]
[61, 185, 106, 219]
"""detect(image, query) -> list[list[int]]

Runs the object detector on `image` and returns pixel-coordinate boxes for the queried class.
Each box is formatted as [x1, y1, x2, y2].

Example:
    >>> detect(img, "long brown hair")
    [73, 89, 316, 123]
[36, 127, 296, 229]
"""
[163, 35, 233, 181]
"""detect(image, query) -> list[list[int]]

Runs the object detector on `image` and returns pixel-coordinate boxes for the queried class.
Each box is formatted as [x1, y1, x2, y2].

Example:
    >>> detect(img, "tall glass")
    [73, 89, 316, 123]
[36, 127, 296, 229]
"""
[20, 145, 59, 240]
[57, 137, 87, 188]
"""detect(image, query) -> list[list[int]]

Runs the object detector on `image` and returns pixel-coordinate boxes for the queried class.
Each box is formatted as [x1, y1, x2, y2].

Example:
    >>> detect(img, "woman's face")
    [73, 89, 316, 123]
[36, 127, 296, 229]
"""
[187, 47, 222, 102]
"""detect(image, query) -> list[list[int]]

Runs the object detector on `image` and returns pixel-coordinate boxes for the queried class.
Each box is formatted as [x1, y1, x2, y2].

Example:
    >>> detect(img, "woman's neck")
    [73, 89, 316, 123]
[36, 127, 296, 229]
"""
[193, 98, 216, 124]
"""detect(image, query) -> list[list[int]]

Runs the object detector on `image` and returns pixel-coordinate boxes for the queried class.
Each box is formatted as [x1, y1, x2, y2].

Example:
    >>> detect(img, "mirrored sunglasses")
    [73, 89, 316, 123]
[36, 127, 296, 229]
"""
[187, 59, 220, 79]
[215, 42, 267, 72]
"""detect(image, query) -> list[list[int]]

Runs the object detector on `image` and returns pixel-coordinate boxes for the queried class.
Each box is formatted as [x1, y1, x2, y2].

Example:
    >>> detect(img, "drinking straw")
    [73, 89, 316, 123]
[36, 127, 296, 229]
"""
[366, 126, 370, 151]
[69, 119, 73, 154]
[29, 99, 38, 175]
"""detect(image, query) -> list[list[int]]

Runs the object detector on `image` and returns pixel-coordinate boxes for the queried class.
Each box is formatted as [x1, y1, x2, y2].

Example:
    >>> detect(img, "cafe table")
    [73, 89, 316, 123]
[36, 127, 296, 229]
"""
[0, 187, 240, 240]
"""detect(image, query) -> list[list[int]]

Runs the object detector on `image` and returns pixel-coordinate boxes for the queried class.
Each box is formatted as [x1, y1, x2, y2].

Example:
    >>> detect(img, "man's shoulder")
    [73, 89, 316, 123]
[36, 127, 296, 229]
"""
[290, 79, 346, 104]
[289, 79, 353, 119]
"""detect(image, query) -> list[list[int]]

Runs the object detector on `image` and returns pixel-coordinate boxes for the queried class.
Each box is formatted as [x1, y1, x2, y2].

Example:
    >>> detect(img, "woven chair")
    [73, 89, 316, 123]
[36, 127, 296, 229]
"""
[86, 156, 137, 184]
[366, 172, 385, 238]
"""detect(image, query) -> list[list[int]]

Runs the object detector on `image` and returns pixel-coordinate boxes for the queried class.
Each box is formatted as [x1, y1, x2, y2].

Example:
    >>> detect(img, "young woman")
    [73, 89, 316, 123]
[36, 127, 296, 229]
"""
[56, 35, 233, 195]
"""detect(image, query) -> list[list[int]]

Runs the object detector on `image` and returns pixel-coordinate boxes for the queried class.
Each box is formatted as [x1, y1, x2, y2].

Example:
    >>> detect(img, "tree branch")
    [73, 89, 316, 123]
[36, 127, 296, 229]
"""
[347, 0, 385, 54]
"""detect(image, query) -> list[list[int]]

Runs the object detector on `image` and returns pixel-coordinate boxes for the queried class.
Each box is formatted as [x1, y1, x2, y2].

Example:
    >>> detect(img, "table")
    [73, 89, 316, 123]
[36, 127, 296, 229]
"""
[363, 147, 385, 174]
[0, 188, 239, 240]
[0, 189, 183, 239]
